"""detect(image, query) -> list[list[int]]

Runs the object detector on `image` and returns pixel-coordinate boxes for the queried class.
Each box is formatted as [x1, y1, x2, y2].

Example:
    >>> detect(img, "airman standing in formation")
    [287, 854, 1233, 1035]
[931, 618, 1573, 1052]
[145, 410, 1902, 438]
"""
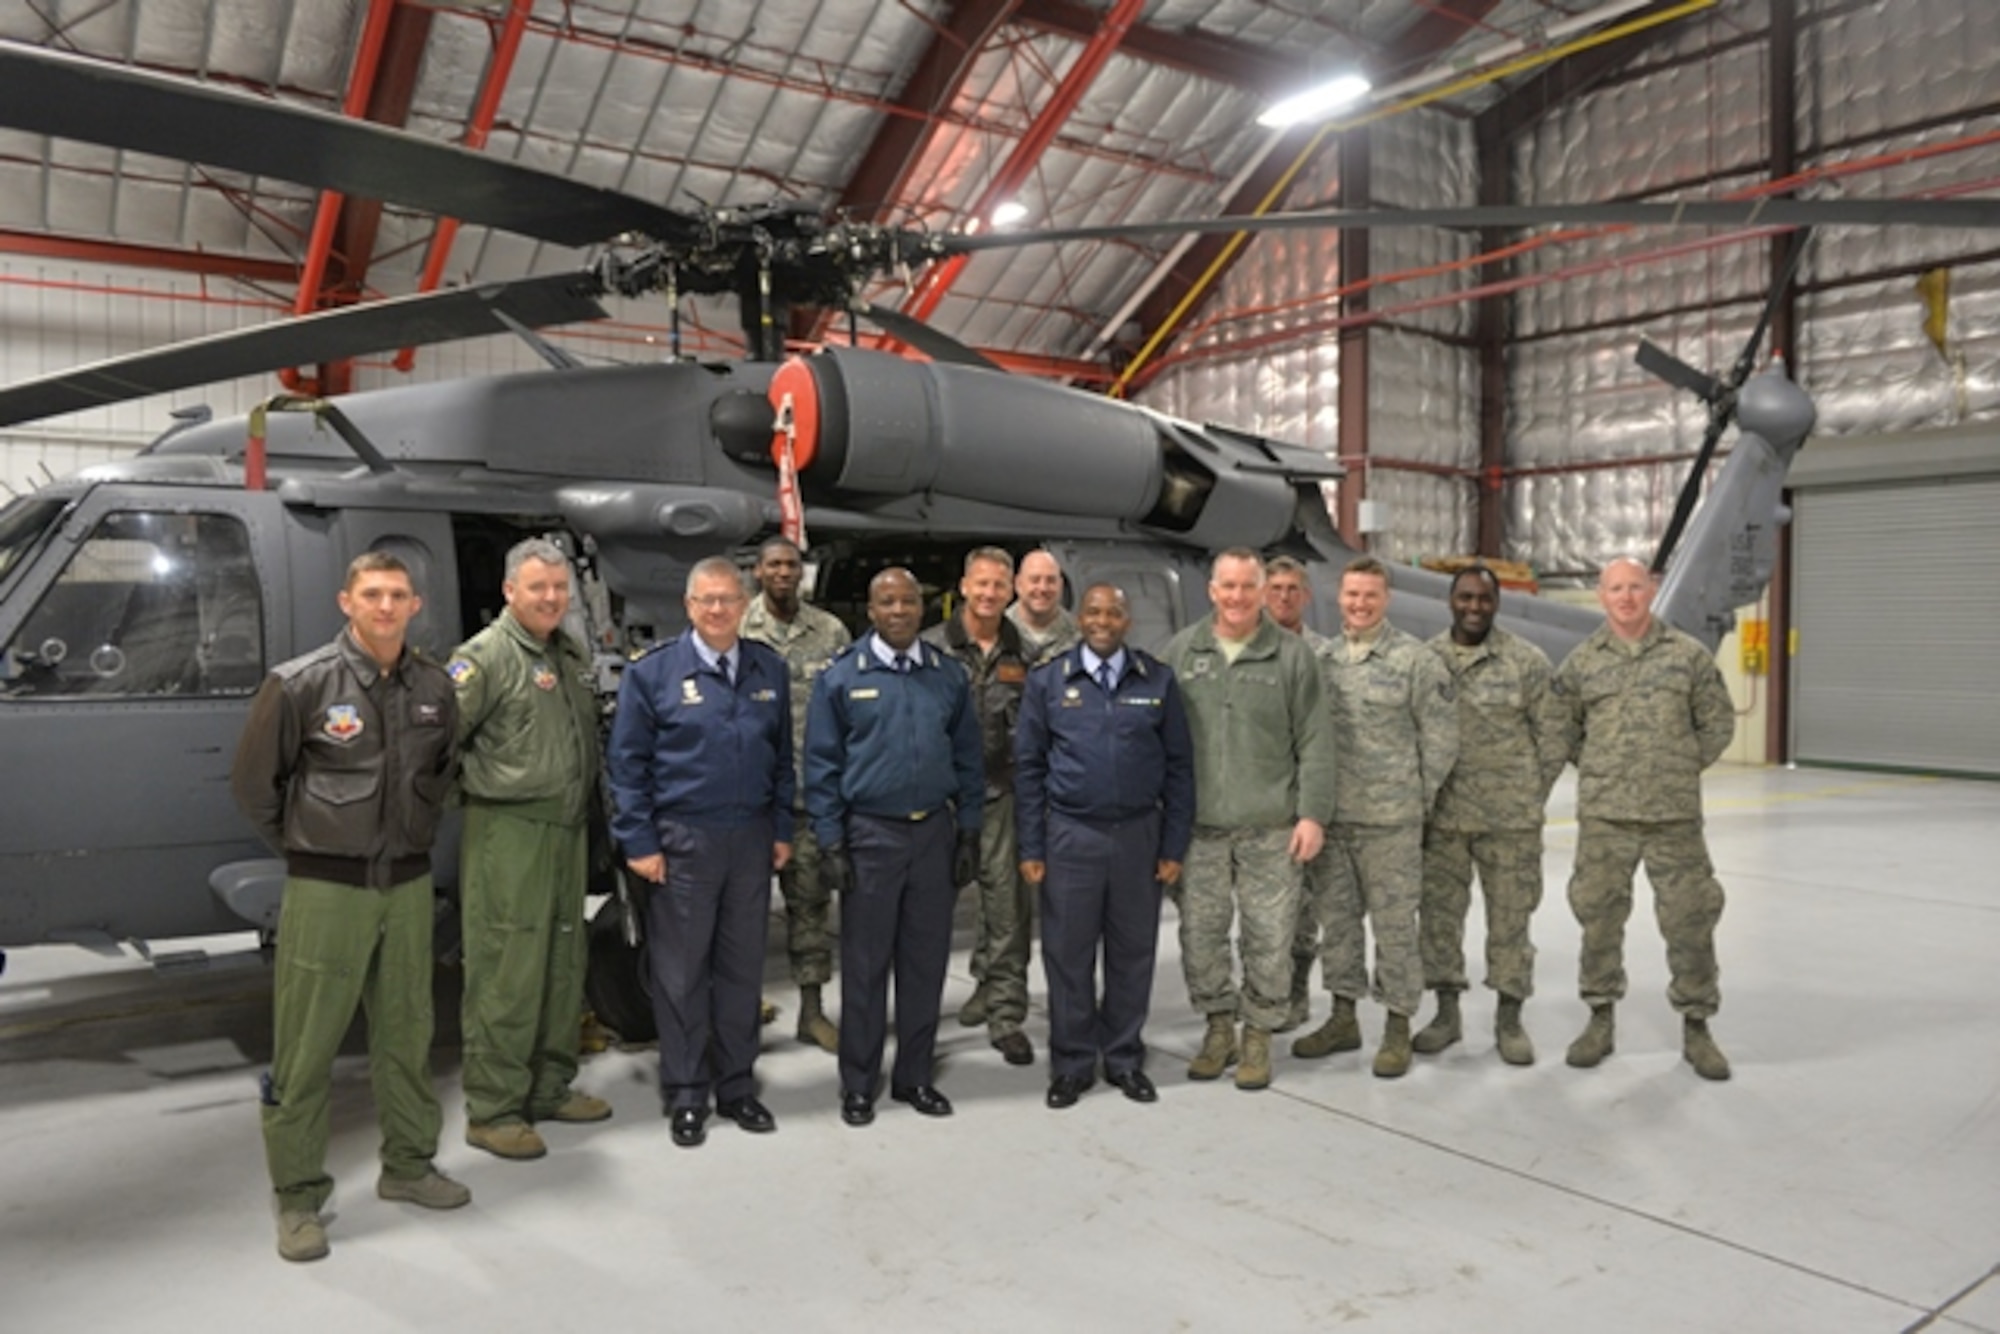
[1164, 548, 1334, 1091]
[1294, 557, 1457, 1079]
[1264, 554, 1329, 1032]
[926, 547, 1038, 1066]
[1015, 583, 1195, 1109]
[1412, 566, 1566, 1065]
[233, 553, 465, 1262]
[1006, 547, 1081, 665]
[450, 538, 612, 1162]
[806, 568, 985, 1127]
[1555, 556, 1738, 1080]
[738, 535, 851, 1052]
[607, 558, 793, 1148]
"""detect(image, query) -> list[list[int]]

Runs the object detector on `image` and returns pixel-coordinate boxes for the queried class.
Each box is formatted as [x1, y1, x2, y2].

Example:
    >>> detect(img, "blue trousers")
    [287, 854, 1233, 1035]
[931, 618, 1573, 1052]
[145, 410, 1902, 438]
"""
[643, 817, 774, 1111]
[1040, 811, 1164, 1082]
[838, 813, 957, 1098]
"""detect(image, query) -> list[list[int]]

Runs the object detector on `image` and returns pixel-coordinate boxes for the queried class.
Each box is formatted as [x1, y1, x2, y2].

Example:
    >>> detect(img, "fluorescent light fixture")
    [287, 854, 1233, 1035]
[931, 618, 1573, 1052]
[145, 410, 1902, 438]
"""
[1257, 73, 1373, 128]
[991, 200, 1029, 228]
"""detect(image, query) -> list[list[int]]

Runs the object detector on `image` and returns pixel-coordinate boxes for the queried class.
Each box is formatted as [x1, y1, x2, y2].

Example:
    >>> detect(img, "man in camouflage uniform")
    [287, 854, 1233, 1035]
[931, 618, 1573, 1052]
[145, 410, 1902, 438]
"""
[1264, 554, 1329, 1032]
[1294, 556, 1457, 1079]
[450, 538, 611, 1162]
[1555, 556, 1737, 1080]
[740, 535, 851, 1052]
[925, 547, 1038, 1066]
[1411, 566, 1566, 1065]
[1005, 548, 1081, 666]
[1164, 548, 1334, 1090]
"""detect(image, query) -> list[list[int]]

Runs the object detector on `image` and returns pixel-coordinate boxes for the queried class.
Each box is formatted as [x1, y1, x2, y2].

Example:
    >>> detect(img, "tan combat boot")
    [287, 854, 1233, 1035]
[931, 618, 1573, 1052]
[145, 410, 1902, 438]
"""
[1292, 995, 1361, 1058]
[1411, 989, 1462, 1055]
[1683, 1017, 1732, 1081]
[1186, 1014, 1238, 1080]
[1495, 996, 1535, 1066]
[1566, 1003, 1615, 1068]
[1235, 1026, 1273, 1090]
[796, 984, 839, 1053]
[1373, 1012, 1413, 1078]
[276, 1209, 328, 1263]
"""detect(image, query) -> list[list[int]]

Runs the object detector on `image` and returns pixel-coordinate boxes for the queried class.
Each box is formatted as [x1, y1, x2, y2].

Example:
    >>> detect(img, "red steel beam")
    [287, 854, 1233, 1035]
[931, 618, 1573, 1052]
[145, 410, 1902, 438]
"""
[902, 0, 1146, 325]
[283, 0, 401, 395]
[0, 230, 297, 283]
[1012, 0, 1307, 92]
[395, 0, 534, 371]
[1126, 0, 1504, 384]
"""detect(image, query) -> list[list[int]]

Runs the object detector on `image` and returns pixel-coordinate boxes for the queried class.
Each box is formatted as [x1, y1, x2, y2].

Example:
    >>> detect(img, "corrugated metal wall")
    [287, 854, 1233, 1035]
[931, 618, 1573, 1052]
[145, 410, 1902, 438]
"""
[1151, 0, 2000, 575]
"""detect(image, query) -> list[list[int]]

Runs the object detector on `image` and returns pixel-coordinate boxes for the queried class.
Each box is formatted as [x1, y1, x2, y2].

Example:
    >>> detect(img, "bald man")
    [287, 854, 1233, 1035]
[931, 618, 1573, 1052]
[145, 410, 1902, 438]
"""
[1553, 557, 1737, 1080]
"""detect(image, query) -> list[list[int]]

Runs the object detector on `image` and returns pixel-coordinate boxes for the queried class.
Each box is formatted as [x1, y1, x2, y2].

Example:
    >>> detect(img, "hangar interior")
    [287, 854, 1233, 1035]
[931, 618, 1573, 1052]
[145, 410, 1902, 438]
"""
[0, 1, 1996, 1329]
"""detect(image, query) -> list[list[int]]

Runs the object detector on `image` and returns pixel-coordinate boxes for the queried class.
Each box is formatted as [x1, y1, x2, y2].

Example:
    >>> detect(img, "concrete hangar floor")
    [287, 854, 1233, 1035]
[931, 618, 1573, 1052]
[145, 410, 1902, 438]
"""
[1, 766, 1995, 1333]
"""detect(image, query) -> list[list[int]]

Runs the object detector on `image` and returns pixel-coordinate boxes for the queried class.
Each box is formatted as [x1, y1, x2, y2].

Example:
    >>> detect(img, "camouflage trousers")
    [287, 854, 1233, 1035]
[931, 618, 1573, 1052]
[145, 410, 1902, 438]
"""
[777, 821, 834, 987]
[1308, 822, 1424, 1017]
[1420, 826, 1544, 1000]
[1179, 825, 1302, 1032]
[1568, 817, 1724, 1018]
[966, 792, 1031, 1036]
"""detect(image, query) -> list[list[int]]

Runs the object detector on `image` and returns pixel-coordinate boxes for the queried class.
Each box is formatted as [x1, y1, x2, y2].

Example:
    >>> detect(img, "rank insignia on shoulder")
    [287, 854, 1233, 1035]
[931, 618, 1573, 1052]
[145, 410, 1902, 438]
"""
[446, 658, 476, 685]
[532, 663, 558, 691]
[323, 704, 364, 742]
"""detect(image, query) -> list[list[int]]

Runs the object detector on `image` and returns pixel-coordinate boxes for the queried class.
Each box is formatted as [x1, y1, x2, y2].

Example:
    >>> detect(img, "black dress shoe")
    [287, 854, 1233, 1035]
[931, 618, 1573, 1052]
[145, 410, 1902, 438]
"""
[669, 1107, 708, 1148]
[1107, 1068, 1159, 1104]
[889, 1084, 954, 1117]
[716, 1096, 776, 1134]
[992, 1031, 1035, 1066]
[840, 1092, 875, 1127]
[1045, 1074, 1092, 1109]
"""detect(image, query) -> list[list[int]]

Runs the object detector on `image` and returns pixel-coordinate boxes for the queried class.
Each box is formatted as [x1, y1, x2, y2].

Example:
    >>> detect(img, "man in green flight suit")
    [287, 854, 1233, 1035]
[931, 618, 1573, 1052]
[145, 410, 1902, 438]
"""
[450, 537, 613, 1160]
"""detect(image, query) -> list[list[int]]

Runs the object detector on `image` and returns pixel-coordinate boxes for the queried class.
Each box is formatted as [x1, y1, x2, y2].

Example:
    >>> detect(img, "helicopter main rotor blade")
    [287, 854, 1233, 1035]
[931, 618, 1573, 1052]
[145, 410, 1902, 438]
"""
[0, 273, 607, 428]
[942, 198, 2000, 252]
[858, 304, 1003, 371]
[0, 42, 694, 248]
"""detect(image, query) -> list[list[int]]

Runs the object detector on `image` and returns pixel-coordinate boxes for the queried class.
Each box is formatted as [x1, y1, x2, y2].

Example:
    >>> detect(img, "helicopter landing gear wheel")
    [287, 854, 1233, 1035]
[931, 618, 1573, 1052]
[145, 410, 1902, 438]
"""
[584, 894, 654, 1044]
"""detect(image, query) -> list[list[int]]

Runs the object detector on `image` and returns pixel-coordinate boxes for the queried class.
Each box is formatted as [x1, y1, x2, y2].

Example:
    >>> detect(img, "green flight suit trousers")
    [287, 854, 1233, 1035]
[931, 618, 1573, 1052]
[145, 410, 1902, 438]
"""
[460, 803, 589, 1126]
[263, 874, 441, 1213]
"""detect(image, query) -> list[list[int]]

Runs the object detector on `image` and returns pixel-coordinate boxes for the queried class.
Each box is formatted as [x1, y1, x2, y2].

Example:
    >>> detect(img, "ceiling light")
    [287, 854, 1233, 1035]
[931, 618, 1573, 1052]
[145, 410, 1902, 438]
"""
[1257, 74, 1373, 129]
[991, 200, 1029, 228]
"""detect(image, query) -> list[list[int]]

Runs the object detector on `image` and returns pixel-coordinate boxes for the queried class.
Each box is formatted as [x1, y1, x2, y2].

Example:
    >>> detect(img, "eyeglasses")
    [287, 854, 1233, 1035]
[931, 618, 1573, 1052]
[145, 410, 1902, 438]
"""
[689, 593, 746, 609]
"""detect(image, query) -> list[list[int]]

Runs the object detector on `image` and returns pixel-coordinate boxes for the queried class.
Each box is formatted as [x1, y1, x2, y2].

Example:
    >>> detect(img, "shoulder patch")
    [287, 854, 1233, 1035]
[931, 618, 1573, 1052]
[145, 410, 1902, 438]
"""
[446, 658, 477, 685]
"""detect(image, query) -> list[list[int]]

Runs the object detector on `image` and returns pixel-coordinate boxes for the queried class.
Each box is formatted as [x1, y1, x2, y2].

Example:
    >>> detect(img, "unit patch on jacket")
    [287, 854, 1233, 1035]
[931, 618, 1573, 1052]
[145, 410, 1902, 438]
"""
[532, 662, 558, 691]
[446, 658, 476, 685]
[323, 704, 365, 742]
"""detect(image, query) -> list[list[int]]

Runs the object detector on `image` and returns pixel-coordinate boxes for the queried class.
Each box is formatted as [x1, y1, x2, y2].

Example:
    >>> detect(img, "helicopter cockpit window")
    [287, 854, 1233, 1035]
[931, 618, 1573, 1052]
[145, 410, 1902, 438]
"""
[3, 511, 264, 699]
[0, 496, 65, 587]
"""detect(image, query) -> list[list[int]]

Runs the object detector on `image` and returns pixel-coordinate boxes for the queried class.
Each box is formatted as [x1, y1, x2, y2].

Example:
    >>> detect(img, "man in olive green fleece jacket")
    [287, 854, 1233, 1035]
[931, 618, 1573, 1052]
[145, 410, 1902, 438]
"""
[450, 538, 611, 1161]
[1554, 556, 1737, 1081]
[1163, 548, 1336, 1091]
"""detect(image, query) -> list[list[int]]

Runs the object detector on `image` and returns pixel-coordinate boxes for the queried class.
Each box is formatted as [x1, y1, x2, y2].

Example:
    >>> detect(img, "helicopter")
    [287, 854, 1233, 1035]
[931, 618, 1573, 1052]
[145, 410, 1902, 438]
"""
[0, 39, 1980, 1033]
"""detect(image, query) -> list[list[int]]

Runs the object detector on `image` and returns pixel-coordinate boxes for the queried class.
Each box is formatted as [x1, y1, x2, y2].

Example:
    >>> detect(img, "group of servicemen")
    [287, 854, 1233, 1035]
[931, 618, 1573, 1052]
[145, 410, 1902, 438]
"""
[230, 533, 1737, 1264]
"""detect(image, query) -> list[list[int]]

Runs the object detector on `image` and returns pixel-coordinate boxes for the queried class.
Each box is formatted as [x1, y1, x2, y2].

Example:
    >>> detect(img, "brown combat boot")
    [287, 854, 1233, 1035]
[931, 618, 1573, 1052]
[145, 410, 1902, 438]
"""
[1292, 996, 1361, 1058]
[1495, 996, 1535, 1066]
[1187, 1014, 1238, 1080]
[1411, 989, 1462, 1055]
[796, 984, 838, 1053]
[1683, 1017, 1732, 1080]
[1566, 1003, 1616, 1068]
[1373, 1012, 1413, 1078]
[1235, 1026, 1273, 1090]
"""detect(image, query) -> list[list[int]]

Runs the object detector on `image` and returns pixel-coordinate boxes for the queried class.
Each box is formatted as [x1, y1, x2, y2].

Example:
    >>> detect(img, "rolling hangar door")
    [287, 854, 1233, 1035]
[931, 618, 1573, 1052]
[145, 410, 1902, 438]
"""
[1788, 428, 2000, 779]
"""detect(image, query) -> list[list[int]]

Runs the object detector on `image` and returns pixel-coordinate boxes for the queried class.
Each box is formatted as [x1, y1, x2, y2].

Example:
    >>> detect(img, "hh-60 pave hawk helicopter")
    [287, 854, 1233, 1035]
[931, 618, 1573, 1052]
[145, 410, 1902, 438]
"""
[0, 41, 1990, 1033]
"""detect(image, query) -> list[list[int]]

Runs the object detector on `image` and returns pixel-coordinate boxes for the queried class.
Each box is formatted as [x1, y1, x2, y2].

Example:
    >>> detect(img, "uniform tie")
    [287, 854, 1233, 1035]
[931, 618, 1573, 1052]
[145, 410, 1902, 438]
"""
[720, 652, 735, 685]
[894, 653, 912, 674]
[1097, 662, 1115, 696]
